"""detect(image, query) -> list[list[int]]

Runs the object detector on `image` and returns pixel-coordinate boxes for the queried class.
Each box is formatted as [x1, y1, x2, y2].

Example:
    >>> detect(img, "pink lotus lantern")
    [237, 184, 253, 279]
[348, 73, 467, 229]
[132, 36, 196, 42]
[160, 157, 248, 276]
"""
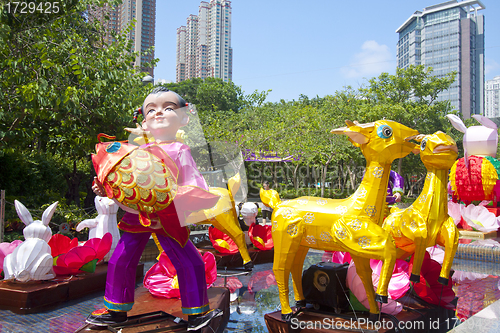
[0, 240, 23, 277]
[48, 233, 112, 275]
[144, 250, 217, 299]
[409, 252, 456, 310]
[248, 270, 277, 293]
[248, 223, 273, 250]
[208, 226, 239, 254]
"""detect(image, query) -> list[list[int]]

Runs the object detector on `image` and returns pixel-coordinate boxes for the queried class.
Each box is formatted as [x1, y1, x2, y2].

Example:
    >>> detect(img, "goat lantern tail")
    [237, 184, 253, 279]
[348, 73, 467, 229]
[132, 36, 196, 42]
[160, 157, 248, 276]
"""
[260, 187, 281, 210]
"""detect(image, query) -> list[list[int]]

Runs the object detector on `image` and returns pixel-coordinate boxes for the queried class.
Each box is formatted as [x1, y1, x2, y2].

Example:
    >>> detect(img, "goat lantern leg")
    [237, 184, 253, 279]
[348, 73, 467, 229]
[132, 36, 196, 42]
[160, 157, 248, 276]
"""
[263, 120, 420, 321]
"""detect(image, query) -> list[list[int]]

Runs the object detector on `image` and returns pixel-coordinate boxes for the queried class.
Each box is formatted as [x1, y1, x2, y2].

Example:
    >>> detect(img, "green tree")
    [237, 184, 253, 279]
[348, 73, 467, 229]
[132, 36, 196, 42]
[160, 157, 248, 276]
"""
[357, 65, 457, 193]
[0, 0, 156, 206]
[164, 77, 245, 114]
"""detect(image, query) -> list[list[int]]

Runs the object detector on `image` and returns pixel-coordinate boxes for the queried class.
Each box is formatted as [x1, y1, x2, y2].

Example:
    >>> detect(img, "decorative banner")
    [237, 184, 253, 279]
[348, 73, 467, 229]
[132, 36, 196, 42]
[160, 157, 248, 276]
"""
[242, 149, 301, 162]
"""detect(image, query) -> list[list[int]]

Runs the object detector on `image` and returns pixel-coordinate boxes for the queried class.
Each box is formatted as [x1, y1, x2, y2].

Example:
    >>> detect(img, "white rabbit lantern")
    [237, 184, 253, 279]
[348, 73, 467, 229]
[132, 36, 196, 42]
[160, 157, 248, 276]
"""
[3, 200, 58, 282]
[446, 114, 498, 163]
[76, 196, 120, 261]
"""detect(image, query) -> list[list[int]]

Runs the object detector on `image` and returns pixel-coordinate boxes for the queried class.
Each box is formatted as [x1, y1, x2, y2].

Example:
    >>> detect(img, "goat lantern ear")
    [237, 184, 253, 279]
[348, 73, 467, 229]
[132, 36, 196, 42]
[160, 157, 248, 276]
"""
[331, 120, 371, 147]
[409, 134, 425, 155]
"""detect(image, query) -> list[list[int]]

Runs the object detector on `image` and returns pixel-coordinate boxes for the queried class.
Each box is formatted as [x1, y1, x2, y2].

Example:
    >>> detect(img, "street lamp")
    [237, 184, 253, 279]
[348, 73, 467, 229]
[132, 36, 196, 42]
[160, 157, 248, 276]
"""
[142, 75, 154, 85]
[133, 75, 154, 123]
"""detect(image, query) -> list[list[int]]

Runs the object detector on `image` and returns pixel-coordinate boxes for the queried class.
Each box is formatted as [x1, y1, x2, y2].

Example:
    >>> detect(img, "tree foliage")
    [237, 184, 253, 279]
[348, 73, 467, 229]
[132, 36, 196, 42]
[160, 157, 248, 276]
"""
[0, 0, 156, 207]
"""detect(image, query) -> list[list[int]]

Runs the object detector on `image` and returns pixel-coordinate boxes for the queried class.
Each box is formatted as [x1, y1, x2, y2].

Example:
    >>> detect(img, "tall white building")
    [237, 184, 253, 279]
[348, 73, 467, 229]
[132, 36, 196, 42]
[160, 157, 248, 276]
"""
[396, 0, 485, 119]
[88, 0, 156, 76]
[176, 0, 232, 82]
[485, 76, 500, 118]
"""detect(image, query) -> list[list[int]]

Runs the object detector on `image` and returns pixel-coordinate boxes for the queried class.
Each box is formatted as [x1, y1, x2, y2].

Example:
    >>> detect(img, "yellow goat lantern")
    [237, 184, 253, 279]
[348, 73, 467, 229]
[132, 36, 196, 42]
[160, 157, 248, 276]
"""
[383, 131, 459, 285]
[261, 120, 419, 321]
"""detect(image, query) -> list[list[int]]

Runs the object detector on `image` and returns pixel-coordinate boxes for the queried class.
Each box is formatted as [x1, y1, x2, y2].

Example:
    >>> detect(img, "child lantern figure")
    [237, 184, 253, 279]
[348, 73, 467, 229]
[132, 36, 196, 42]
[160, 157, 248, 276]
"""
[87, 87, 223, 331]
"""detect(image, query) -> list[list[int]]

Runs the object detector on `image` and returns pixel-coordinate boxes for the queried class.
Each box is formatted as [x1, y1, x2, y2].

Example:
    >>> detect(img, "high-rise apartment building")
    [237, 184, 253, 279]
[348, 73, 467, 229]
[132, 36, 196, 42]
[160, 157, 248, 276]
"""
[176, 0, 232, 82]
[88, 0, 156, 76]
[485, 76, 500, 118]
[396, 0, 485, 119]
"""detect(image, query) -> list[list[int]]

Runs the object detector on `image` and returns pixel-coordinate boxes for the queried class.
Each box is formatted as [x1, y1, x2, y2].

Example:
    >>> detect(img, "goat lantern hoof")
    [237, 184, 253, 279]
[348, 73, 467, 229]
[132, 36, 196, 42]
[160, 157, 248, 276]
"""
[410, 273, 421, 283]
[243, 261, 254, 271]
[437, 277, 449, 286]
[281, 312, 293, 322]
[375, 294, 388, 303]
[295, 300, 307, 308]
[368, 312, 380, 322]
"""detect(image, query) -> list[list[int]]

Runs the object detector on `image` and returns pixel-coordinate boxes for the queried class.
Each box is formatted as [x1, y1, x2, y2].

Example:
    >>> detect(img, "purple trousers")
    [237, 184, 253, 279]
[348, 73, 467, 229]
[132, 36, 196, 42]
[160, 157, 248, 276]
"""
[103, 231, 209, 315]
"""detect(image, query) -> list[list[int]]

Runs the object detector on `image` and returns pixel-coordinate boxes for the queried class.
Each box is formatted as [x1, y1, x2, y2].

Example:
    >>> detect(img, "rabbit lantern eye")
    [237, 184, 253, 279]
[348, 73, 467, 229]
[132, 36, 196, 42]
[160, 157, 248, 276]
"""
[377, 125, 393, 139]
[420, 138, 428, 151]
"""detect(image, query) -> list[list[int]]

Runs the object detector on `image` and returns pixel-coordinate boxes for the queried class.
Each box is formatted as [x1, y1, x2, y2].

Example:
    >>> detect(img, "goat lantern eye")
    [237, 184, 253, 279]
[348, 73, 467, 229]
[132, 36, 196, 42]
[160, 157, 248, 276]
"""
[377, 125, 393, 139]
[420, 138, 428, 151]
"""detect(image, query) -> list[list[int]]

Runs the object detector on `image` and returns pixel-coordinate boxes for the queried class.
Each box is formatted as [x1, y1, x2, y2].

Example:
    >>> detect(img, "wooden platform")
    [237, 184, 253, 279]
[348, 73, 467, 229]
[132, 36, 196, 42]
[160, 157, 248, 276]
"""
[458, 229, 499, 240]
[198, 246, 274, 268]
[76, 287, 230, 333]
[0, 263, 144, 314]
[265, 298, 456, 333]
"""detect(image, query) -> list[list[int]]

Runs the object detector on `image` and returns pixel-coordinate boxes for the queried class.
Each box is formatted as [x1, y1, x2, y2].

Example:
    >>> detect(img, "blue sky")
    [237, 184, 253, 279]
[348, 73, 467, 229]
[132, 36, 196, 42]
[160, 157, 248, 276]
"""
[154, 0, 500, 103]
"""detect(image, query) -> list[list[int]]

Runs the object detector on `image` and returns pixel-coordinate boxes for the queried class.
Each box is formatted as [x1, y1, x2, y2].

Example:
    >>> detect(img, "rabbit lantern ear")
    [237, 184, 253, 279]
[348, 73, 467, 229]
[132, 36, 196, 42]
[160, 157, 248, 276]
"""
[14, 200, 34, 226]
[446, 114, 467, 133]
[472, 114, 498, 130]
[42, 202, 58, 226]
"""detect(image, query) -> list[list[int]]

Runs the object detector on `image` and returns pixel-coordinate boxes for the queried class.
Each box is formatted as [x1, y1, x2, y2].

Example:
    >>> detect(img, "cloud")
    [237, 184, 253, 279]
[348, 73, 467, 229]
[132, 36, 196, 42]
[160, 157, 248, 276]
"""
[485, 59, 500, 76]
[341, 40, 394, 79]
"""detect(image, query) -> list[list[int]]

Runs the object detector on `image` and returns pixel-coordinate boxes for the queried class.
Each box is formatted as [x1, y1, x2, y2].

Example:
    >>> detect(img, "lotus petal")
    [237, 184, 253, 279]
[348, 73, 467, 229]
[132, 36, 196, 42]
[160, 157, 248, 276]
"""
[448, 201, 465, 225]
[0, 240, 23, 275]
[248, 270, 277, 293]
[248, 223, 273, 250]
[370, 259, 410, 300]
[427, 245, 445, 264]
[64, 247, 96, 268]
[409, 252, 456, 310]
[208, 226, 238, 254]
[50, 234, 110, 275]
[329, 251, 352, 265]
[85, 233, 112, 261]
[48, 234, 78, 258]
[462, 204, 500, 232]
[143, 249, 217, 299]
[347, 261, 403, 315]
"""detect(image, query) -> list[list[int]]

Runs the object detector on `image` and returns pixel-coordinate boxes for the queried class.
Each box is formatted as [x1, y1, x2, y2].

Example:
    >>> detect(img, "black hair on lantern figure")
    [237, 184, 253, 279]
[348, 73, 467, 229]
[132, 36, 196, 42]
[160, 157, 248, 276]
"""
[133, 86, 187, 123]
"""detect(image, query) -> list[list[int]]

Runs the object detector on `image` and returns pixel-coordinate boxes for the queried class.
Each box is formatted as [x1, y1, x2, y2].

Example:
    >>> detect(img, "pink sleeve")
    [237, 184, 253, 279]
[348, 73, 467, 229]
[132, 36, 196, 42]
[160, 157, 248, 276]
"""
[177, 145, 209, 190]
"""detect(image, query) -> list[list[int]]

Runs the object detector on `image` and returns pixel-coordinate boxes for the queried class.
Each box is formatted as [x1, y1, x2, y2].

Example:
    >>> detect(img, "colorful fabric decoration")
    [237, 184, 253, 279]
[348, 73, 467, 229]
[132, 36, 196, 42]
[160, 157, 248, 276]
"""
[450, 155, 499, 203]
[143, 250, 217, 299]
[248, 223, 273, 250]
[185, 175, 253, 265]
